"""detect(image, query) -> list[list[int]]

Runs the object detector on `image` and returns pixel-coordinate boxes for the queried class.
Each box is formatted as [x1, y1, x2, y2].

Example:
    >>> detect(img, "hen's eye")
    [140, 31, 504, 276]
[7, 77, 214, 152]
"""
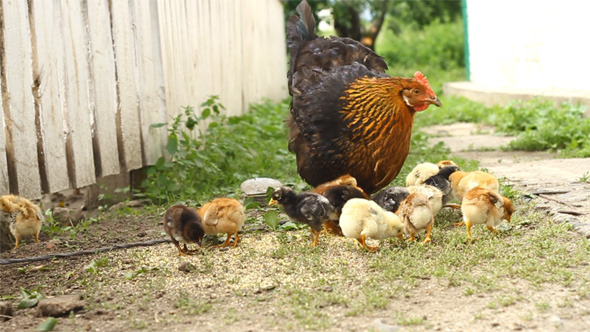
[413, 89, 421, 94]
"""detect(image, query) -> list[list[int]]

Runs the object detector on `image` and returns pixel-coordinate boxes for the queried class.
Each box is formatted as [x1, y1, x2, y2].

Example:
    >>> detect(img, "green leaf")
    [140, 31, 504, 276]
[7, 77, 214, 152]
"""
[150, 122, 167, 128]
[18, 288, 44, 309]
[166, 133, 179, 155]
[263, 210, 280, 231]
[36, 317, 58, 331]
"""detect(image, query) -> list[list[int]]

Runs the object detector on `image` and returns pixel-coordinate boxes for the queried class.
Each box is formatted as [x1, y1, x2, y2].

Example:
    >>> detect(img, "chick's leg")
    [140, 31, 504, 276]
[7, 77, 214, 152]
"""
[13, 234, 21, 250]
[486, 225, 499, 235]
[357, 234, 378, 252]
[34, 231, 40, 243]
[214, 234, 233, 248]
[423, 221, 433, 244]
[311, 229, 321, 247]
[465, 219, 473, 240]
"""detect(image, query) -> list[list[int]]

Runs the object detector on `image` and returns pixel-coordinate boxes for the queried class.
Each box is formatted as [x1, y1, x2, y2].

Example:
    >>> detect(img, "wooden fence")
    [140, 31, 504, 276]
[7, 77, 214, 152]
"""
[0, 0, 288, 199]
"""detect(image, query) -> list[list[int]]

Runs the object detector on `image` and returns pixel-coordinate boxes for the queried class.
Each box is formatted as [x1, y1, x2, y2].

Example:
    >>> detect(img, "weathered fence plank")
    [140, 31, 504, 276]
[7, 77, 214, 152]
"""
[0, 61, 9, 195]
[30, 0, 70, 193]
[1, 0, 42, 197]
[111, 0, 143, 171]
[132, 0, 167, 165]
[61, 0, 96, 188]
[86, 0, 121, 177]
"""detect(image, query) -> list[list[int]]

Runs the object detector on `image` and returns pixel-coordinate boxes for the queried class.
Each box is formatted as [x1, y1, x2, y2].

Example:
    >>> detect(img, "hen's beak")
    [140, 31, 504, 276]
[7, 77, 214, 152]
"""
[430, 97, 442, 107]
[269, 199, 278, 205]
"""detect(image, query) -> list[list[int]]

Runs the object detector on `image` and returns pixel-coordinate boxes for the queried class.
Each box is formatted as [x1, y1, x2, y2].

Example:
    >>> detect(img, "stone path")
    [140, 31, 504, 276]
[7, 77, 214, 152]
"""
[423, 122, 590, 237]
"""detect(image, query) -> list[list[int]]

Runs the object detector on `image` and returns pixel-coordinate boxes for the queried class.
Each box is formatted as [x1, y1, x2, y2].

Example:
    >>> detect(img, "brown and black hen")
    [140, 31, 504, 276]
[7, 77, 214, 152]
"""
[287, 0, 442, 194]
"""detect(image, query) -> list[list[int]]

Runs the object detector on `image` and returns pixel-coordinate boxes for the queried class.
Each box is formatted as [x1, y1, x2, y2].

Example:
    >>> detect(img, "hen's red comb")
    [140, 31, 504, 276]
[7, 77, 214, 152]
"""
[414, 71, 435, 96]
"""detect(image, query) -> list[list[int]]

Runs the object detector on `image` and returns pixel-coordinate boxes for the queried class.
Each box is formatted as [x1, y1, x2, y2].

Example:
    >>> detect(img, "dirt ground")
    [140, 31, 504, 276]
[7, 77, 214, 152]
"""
[1, 123, 590, 332]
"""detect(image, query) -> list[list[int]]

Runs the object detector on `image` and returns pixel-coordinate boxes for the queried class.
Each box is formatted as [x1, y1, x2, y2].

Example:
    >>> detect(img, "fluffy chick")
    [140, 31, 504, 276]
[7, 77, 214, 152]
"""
[460, 188, 514, 240]
[198, 198, 246, 248]
[163, 204, 205, 255]
[449, 170, 500, 202]
[405, 162, 440, 187]
[407, 184, 443, 215]
[371, 186, 410, 213]
[423, 165, 460, 205]
[0, 195, 43, 250]
[319, 184, 368, 236]
[339, 198, 404, 252]
[270, 186, 337, 246]
[398, 193, 435, 243]
[313, 174, 367, 196]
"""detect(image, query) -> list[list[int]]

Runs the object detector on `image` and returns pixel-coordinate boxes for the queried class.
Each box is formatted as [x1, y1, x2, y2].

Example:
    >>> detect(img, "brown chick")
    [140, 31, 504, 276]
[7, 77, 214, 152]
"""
[313, 175, 368, 236]
[449, 170, 500, 202]
[460, 188, 514, 240]
[0, 195, 43, 250]
[163, 204, 205, 255]
[198, 198, 246, 248]
[397, 193, 435, 244]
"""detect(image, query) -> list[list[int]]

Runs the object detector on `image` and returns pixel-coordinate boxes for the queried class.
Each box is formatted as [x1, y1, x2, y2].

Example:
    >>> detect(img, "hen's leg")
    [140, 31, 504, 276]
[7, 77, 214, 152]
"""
[13, 234, 21, 250]
[214, 234, 233, 248]
[311, 229, 321, 247]
[357, 234, 378, 252]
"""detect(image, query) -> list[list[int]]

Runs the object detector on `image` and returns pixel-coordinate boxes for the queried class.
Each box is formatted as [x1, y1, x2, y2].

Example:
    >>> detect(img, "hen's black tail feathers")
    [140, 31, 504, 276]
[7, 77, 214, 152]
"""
[287, 1, 317, 84]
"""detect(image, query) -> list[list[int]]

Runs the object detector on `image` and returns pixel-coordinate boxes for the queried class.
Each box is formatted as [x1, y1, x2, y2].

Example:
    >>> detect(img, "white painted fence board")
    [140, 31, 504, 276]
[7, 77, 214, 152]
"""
[1, 0, 42, 198]
[31, 0, 70, 193]
[111, 0, 143, 170]
[132, 0, 167, 165]
[87, 0, 121, 176]
[61, 0, 96, 188]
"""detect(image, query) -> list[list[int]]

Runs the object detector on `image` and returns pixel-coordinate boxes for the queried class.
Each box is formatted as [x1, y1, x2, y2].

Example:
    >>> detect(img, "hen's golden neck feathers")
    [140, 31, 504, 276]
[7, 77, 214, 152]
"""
[341, 76, 415, 142]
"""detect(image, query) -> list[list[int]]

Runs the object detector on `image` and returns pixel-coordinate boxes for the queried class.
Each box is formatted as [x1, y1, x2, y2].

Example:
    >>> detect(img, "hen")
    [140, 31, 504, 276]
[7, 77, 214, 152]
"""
[286, 0, 441, 194]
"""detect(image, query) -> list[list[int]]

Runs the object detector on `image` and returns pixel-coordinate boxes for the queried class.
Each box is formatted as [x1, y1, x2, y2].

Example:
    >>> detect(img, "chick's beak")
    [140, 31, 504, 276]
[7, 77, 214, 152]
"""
[269, 198, 278, 206]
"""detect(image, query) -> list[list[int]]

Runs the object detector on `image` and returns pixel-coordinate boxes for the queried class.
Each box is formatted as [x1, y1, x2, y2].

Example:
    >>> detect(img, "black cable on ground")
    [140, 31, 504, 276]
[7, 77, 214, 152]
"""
[0, 238, 172, 265]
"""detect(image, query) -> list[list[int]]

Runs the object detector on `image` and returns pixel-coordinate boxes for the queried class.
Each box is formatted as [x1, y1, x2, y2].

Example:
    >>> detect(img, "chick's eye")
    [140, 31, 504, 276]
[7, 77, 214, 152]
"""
[413, 88, 421, 94]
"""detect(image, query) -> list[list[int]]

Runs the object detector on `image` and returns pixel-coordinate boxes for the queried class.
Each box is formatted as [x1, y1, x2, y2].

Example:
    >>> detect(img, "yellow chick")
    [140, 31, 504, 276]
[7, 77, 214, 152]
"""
[0, 195, 44, 250]
[407, 184, 443, 215]
[449, 170, 500, 202]
[198, 198, 246, 248]
[398, 193, 435, 244]
[339, 198, 404, 252]
[460, 188, 514, 240]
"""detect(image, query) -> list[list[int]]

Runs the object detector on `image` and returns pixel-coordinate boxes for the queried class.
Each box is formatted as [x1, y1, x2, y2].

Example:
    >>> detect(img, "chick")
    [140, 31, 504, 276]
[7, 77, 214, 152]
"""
[423, 165, 460, 205]
[198, 198, 246, 248]
[313, 174, 367, 197]
[270, 186, 337, 246]
[449, 170, 500, 202]
[0, 195, 43, 250]
[405, 162, 440, 187]
[319, 184, 368, 236]
[436, 160, 458, 168]
[371, 186, 410, 213]
[398, 193, 435, 243]
[460, 188, 514, 240]
[407, 184, 443, 215]
[340, 198, 404, 252]
[163, 204, 205, 255]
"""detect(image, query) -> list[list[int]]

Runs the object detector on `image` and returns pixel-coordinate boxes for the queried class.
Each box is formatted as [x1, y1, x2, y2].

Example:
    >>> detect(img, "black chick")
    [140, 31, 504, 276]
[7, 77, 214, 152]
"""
[320, 185, 368, 236]
[163, 205, 205, 256]
[269, 186, 337, 246]
[423, 165, 460, 205]
[371, 186, 410, 213]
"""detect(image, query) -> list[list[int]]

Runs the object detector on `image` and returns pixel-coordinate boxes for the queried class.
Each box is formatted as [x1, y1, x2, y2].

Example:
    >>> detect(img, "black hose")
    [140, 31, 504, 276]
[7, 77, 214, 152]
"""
[0, 239, 172, 265]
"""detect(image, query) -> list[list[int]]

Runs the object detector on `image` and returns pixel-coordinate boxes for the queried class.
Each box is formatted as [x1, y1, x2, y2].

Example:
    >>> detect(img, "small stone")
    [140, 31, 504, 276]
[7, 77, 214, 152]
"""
[240, 178, 283, 195]
[37, 295, 85, 317]
[0, 301, 14, 321]
[178, 262, 194, 273]
[372, 318, 399, 332]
